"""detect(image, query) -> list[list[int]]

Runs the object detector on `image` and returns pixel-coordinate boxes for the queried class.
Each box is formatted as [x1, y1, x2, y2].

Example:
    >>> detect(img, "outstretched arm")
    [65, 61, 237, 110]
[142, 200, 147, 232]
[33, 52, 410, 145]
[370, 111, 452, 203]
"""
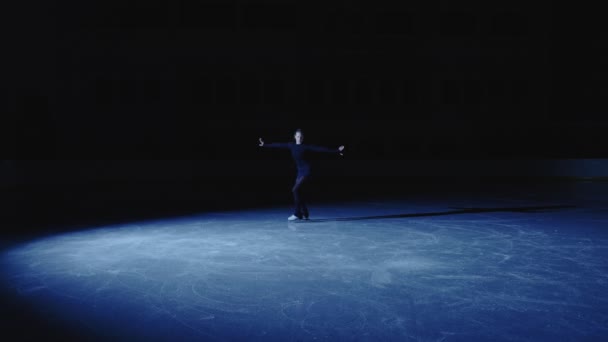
[306, 144, 346, 155]
[258, 138, 290, 149]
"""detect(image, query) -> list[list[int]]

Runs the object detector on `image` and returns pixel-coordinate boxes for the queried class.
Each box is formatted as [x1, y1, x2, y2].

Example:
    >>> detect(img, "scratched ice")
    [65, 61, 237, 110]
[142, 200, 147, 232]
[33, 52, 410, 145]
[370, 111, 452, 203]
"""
[2, 190, 608, 341]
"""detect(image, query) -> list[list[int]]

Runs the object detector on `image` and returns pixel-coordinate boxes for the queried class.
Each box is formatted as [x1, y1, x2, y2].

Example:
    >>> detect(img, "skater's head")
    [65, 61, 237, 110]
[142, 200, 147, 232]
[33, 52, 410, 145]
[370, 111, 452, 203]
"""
[294, 129, 304, 144]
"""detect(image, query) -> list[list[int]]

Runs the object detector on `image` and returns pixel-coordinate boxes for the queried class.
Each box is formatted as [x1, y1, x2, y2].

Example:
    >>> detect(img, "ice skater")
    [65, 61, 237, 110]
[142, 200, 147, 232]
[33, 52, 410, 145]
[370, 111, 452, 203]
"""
[259, 129, 345, 221]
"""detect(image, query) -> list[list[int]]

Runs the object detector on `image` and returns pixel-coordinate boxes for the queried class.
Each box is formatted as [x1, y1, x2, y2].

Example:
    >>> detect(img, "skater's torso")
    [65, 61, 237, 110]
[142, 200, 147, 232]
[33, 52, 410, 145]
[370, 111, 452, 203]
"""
[265, 142, 336, 177]
[289, 144, 311, 177]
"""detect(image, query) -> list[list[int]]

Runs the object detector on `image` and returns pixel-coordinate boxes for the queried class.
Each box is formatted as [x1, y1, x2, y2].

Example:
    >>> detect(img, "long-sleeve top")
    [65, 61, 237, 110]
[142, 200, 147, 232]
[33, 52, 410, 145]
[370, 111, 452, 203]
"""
[263, 142, 339, 177]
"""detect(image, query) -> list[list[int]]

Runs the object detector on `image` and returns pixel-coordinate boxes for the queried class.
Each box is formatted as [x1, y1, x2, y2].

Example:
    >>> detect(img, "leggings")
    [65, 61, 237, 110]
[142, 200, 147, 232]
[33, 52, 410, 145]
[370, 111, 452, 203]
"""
[292, 175, 309, 218]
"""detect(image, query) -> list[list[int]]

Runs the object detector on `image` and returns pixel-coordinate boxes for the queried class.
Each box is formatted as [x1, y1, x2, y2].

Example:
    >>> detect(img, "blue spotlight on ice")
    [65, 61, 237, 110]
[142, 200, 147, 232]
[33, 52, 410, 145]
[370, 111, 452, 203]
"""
[1, 200, 607, 341]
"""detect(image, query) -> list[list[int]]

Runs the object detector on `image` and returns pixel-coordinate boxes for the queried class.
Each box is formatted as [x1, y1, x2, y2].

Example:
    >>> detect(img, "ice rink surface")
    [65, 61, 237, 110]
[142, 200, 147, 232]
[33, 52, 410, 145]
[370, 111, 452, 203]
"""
[1, 182, 607, 341]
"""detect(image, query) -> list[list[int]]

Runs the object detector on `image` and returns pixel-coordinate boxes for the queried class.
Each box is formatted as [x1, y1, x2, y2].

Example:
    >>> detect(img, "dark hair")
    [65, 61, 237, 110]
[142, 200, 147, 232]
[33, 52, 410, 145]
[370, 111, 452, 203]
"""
[294, 128, 303, 135]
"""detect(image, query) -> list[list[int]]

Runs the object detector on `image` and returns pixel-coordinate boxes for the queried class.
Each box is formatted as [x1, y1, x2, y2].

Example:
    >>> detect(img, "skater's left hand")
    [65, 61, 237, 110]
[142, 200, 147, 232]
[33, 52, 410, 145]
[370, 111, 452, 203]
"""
[338, 145, 345, 156]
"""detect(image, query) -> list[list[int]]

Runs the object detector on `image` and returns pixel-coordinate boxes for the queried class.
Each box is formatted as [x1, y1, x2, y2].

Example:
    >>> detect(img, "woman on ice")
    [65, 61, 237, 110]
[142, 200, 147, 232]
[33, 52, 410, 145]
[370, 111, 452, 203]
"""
[259, 129, 345, 221]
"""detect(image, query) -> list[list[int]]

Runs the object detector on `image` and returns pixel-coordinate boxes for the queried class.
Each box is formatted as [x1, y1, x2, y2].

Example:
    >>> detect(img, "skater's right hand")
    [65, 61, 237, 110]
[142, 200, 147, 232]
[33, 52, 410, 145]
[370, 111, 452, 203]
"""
[258, 138, 264, 147]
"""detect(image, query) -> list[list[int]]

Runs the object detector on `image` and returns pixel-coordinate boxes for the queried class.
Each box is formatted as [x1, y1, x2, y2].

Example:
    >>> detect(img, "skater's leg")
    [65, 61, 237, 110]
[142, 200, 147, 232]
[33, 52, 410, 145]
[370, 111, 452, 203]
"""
[292, 175, 308, 219]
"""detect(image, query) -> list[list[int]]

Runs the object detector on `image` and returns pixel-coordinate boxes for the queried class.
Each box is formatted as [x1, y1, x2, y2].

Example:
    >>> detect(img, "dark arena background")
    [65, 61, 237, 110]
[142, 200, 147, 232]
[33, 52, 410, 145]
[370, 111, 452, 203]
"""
[3, 1, 608, 341]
